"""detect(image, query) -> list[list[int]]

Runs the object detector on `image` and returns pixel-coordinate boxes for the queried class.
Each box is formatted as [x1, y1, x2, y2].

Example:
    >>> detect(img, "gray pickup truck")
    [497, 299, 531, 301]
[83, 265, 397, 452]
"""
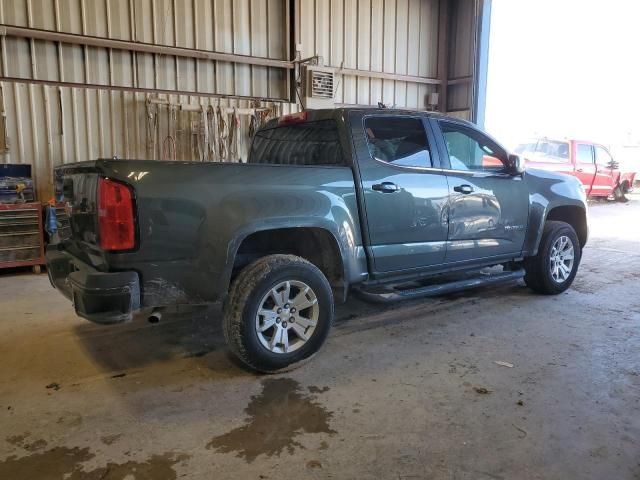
[47, 108, 588, 372]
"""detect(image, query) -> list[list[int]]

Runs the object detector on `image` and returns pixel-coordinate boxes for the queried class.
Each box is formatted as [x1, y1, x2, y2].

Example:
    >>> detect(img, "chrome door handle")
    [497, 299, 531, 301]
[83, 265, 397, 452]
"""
[453, 184, 474, 194]
[372, 182, 400, 193]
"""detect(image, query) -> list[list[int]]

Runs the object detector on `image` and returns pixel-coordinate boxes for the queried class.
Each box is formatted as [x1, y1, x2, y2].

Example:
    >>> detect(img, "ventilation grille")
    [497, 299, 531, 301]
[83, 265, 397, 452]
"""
[310, 70, 334, 99]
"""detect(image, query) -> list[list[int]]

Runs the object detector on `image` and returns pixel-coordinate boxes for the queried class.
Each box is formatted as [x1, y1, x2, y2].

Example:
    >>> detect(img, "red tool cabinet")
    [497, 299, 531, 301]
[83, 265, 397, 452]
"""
[0, 202, 45, 273]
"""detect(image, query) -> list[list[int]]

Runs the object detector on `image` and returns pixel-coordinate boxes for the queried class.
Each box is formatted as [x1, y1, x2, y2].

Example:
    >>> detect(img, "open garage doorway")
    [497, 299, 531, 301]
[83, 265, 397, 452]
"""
[484, 0, 639, 202]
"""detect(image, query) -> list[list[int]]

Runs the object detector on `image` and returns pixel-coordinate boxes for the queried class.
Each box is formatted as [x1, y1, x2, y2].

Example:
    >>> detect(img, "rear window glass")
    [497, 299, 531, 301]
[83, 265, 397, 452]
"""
[248, 120, 344, 166]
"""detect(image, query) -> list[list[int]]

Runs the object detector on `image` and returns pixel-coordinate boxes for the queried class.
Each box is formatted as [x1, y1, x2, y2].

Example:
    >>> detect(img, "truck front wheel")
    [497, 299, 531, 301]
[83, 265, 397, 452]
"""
[613, 183, 628, 202]
[524, 221, 581, 295]
[223, 254, 334, 373]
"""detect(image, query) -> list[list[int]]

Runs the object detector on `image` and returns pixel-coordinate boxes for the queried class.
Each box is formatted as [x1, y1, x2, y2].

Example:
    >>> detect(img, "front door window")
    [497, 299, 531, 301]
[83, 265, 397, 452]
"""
[595, 146, 616, 169]
[440, 124, 508, 172]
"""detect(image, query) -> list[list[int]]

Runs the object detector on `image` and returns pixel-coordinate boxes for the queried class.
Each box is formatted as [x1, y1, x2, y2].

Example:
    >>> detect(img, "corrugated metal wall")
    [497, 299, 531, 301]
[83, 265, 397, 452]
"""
[0, 81, 294, 201]
[0, 0, 290, 99]
[297, 0, 440, 109]
[0, 0, 481, 201]
[0, 0, 295, 200]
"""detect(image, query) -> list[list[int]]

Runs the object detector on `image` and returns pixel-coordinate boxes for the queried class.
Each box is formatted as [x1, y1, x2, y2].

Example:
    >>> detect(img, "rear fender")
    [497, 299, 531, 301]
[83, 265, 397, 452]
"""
[222, 218, 367, 301]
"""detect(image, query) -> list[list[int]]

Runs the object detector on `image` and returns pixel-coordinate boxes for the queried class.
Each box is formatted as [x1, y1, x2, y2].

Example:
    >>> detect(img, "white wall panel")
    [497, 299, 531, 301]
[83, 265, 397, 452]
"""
[0, 0, 481, 200]
[0, 0, 295, 200]
[0, 0, 290, 100]
[298, 0, 440, 108]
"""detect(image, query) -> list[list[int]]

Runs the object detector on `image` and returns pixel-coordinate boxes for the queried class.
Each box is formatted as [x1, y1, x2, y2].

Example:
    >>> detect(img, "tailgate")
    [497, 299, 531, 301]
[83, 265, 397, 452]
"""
[54, 162, 105, 268]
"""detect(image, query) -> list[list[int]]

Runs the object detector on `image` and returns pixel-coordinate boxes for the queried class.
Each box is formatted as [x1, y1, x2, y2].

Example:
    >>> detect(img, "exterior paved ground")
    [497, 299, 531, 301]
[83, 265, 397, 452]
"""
[1, 195, 639, 480]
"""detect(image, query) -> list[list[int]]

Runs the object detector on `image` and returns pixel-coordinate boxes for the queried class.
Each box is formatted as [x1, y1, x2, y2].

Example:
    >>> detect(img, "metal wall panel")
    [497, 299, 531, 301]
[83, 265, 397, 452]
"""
[0, 81, 296, 200]
[0, 0, 290, 100]
[446, 0, 477, 119]
[0, 0, 481, 199]
[0, 0, 295, 200]
[298, 0, 440, 108]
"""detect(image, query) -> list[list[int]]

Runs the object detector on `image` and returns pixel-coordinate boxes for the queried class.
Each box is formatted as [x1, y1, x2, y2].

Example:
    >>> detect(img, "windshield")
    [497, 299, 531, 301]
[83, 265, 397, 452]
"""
[516, 139, 570, 163]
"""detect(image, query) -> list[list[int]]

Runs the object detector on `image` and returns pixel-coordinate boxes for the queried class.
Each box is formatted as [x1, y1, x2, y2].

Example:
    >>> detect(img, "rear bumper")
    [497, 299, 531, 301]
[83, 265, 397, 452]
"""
[46, 246, 140, 324]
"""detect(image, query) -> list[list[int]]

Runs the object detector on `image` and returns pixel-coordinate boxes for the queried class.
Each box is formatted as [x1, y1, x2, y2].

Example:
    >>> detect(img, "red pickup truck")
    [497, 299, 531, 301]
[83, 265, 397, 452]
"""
[515, 138, 636, 200]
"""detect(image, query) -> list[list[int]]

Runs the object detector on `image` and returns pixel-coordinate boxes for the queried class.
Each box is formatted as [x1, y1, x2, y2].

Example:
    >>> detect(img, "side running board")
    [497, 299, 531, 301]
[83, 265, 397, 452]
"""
[354, 269, 525, 304]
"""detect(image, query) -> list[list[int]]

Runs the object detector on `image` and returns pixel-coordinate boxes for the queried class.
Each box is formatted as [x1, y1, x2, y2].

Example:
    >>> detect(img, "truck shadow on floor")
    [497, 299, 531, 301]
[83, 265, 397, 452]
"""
[72, 305, 252, 378]
[71, 282, 531, 379]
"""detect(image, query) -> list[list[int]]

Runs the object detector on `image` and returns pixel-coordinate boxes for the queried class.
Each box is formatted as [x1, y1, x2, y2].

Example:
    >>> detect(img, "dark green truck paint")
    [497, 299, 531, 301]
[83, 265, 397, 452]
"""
[47, 108, 588, 323]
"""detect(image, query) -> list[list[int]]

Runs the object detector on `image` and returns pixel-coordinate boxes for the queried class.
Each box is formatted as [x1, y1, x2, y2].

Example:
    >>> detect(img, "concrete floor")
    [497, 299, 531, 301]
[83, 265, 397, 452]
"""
[1, 196, 639, 480]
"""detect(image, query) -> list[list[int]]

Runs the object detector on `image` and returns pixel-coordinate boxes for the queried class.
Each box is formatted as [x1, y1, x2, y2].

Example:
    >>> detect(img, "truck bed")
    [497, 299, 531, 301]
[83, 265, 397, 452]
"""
[53, 159, 363, 307]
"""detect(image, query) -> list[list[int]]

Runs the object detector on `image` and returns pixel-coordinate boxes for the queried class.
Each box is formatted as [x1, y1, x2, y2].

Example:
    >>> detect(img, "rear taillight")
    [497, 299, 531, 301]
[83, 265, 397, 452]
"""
[98, 177, 135, 251]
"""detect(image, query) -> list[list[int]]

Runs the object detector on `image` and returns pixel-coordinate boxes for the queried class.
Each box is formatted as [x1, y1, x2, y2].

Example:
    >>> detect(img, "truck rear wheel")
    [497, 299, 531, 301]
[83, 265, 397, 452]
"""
[223, 254, 334, 373]
[524, 221, 581, 295]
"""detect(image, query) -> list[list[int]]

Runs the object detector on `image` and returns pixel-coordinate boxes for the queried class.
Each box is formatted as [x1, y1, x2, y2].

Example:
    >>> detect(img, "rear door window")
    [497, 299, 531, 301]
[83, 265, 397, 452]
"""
[364, 116, 432, 168]
[249, 120, 344, 166]
[576, 144, 594, 164]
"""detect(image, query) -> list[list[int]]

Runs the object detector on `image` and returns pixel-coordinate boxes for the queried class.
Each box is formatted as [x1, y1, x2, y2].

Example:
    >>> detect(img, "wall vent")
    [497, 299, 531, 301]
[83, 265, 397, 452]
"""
[310, 69, 334, 98]
[303, 66, 336, 109]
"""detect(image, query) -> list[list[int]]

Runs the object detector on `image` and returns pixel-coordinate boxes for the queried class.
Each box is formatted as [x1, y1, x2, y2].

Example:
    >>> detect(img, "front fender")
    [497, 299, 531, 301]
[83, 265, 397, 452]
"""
[622, 172, 636, 188]
[522, 169, 588, 256]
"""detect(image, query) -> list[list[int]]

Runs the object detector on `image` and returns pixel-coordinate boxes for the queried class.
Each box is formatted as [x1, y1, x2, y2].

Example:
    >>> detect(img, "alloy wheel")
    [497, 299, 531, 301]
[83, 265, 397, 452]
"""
[549, 235, 575, 283]
[255, 280, 319, 354]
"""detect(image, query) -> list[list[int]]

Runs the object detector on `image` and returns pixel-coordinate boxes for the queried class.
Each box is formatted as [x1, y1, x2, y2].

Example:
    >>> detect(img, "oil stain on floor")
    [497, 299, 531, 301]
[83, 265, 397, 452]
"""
[0, 444, 189, 480]
[207, 377, 336, 462]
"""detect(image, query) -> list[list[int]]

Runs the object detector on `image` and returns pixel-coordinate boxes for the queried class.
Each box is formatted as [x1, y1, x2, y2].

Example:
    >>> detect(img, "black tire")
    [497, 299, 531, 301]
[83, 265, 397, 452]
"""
[223, 254, 334, 373]
[613, 184, 627, 202]
[524, 221, 581, 295]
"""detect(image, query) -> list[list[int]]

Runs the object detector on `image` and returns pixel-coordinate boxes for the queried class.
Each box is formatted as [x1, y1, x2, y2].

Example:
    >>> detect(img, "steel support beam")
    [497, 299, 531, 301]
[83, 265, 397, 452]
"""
[0, 25, 294, 70]
[448, 76, 473, 86]
[0, 76, 289, 104]
[0, 24, 444, 96]
[474, 0, 492, 127]
[437, 0, 450, 113]
[338, 67, 441, 85]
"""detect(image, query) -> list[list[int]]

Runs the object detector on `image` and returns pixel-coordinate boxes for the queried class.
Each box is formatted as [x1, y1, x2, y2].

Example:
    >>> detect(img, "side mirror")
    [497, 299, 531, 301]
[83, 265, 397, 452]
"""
[508, 154, 525, 175]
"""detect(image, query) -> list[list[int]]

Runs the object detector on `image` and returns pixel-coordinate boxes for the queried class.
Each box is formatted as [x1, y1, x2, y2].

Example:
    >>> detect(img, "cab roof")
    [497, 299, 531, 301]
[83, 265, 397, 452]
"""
[264, 107, 476, 129]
